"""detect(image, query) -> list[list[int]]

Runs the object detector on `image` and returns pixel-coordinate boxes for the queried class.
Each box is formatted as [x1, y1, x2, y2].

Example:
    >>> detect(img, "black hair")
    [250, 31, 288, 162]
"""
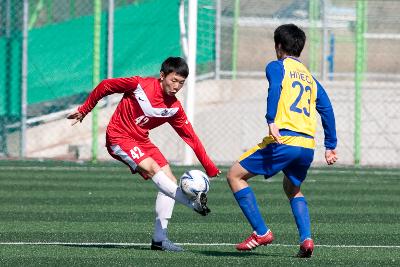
[160, 57, 189, 78]
[274, 24, 306, 57]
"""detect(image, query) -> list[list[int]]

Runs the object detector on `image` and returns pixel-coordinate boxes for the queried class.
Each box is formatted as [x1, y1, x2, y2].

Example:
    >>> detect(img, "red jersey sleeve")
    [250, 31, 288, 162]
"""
[78, 77, 139, 115]
[169, 104, 219, 177]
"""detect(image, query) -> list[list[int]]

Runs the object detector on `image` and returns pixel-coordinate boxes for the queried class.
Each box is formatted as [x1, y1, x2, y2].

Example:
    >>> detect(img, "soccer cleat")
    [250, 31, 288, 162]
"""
[297, 239, 314, 258]
[151, 239, 184, 252]
[236, 230, 274, 251]
[194, 192, 211, 216]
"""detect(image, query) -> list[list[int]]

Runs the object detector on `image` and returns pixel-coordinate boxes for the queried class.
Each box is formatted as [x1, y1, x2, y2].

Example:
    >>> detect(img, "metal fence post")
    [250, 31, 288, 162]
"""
[92, 0, 101, 163]
[184, 0, 198, 165]
[20, 0, 28, 158]
[354, 0, 367, 165]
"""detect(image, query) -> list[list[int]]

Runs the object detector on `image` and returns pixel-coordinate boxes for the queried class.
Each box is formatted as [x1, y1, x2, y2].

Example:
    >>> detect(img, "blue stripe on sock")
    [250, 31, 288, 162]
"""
[234, 187, 268, 235]
[290, 196, 311, 242]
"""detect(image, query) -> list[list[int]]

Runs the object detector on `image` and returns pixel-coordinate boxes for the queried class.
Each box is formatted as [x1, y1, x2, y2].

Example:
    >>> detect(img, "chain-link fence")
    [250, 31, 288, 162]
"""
[188, 0, 400, 167]
[1, 0, 399, 167]
[0, 0, 23, 157]
[0, 0, 189, 159]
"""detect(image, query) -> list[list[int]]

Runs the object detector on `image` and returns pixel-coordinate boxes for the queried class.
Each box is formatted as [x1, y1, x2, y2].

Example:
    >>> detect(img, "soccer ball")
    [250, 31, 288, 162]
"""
[179, 170, 210, 199]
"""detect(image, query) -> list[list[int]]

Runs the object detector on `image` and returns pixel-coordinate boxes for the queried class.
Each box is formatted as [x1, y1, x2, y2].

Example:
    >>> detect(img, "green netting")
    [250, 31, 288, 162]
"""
[0, 37, 21, 117]
[27, 1, 183, 105]
[27, 13, 107, 104]
[197, 0, 216, 73]
[1, 0, 216, 115]
[0, 39, 6, 115]
[112, 1, 182, 77]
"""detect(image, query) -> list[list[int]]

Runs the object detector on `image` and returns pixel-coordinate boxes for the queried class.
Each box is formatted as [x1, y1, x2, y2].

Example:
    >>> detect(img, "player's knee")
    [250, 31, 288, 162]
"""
[284, 188, 297, 199]
[283, 178, 301, 198]
[147, 165, 161, 177]
[137, 159, 161, 178]
[226, 168, 238, 185]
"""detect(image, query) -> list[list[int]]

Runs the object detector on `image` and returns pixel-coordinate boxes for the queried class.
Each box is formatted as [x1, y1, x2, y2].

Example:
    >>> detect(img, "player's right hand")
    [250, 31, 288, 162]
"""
[325, 149, 338, 165]
[207, 167, 221, 178]
[67, 110, 85, 125]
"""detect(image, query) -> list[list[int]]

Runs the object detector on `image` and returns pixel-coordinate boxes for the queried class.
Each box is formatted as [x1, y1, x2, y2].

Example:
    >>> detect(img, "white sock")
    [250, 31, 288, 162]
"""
[153, 191, 175, 242]
[151, 170, 194, 209]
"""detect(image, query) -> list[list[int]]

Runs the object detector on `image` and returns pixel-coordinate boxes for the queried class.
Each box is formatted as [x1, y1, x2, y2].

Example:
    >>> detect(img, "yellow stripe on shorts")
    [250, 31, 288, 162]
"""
[238, 135, 315, 161]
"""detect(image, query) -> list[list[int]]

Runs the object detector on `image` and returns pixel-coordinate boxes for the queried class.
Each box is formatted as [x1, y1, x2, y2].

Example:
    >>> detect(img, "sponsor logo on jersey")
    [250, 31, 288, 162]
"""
[134, 85, 179, 117]
[161, 109, 169, 116]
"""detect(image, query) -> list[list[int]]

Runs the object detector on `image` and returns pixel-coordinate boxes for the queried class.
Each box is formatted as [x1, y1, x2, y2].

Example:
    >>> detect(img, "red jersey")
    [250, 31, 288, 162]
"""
[78, 76, 219, 176]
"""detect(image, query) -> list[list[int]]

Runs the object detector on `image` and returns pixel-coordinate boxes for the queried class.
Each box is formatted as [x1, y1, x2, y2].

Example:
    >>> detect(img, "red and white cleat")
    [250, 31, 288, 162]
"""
[236, 230, 274, 251]
[297, 239, 314, 258]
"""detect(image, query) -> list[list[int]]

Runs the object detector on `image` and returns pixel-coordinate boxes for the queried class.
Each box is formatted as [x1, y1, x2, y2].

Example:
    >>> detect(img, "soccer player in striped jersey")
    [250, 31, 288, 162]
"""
[226, 24, 338, 257]
[67, 57, 220, 252]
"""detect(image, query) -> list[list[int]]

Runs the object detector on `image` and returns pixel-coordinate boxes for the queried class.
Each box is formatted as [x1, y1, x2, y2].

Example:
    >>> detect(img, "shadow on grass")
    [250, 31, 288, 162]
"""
[62, 244, 150, 251]
[196, 250, 286, 257]
[60, 244, 294, 257]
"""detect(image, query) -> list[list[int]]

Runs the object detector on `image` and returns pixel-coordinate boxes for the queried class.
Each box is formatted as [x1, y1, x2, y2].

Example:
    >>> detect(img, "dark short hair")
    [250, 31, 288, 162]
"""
[160, 57, 189, 78]
[274, 24, 306, 57]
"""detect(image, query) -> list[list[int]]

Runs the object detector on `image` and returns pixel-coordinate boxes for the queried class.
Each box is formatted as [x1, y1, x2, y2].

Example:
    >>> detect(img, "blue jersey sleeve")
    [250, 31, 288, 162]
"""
[314, 78, 337, 149]
[265, 60, 285, 124]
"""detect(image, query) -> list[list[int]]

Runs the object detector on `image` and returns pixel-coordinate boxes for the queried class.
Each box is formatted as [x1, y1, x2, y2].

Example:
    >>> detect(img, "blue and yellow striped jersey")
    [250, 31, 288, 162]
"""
[265, 57, 337, 150]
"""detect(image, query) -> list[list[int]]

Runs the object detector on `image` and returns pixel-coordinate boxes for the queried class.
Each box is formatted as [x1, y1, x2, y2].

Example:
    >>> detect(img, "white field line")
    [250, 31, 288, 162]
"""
[0, 242, 399, 249]
[309, 169, 400, 176]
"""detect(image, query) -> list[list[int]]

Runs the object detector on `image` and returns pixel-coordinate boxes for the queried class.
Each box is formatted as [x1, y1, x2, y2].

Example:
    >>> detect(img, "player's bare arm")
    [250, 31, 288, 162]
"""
[67, 110, 85, 125]
[325, 149, 338, 165]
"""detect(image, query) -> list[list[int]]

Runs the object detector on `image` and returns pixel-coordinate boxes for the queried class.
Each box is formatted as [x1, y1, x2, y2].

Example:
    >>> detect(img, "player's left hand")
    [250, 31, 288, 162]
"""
[325, 149, 338, 165]
[67, 110, 85, 125]
[268, 123, 282, 144]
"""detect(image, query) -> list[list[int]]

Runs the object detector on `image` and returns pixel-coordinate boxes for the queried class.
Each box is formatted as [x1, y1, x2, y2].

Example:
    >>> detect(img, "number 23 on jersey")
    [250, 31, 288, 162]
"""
[290, 80, 312, 117]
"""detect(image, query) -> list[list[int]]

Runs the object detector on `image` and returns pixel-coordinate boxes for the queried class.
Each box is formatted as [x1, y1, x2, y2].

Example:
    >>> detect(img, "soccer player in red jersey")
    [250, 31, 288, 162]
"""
[67, 57, 220, 252]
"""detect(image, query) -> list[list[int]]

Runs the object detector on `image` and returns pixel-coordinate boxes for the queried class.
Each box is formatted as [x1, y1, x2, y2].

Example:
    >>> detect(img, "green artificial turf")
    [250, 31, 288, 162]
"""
[0, 160, 399, 266]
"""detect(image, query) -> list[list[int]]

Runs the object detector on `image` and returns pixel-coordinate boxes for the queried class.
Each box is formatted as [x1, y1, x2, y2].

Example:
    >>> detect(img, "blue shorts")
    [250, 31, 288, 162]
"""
[239, 136, 314, 187]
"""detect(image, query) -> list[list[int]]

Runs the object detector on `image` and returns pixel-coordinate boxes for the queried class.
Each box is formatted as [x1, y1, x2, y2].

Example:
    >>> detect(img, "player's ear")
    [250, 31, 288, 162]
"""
[160, 71, 165, 81]
[275, 44, 283, 59]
